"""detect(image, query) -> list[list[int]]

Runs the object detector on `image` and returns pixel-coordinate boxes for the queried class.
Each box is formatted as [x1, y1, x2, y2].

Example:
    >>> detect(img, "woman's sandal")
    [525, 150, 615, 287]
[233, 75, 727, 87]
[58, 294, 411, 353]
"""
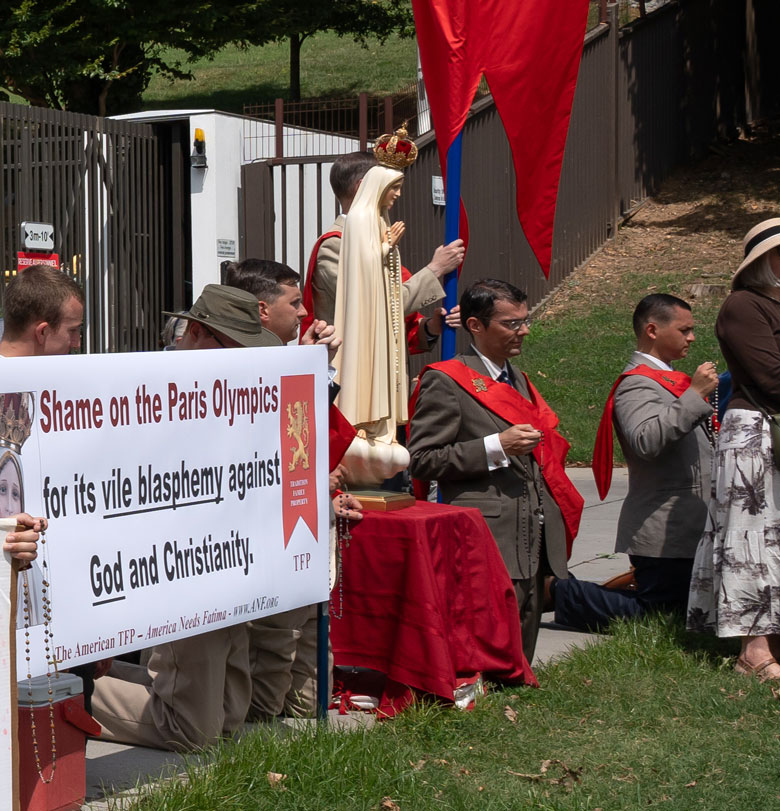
[734, 656, 780, 682]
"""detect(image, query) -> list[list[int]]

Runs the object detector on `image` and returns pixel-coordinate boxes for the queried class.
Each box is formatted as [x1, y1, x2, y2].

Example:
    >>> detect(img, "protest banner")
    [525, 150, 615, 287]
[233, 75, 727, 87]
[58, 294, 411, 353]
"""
[3, 346, 329, 678]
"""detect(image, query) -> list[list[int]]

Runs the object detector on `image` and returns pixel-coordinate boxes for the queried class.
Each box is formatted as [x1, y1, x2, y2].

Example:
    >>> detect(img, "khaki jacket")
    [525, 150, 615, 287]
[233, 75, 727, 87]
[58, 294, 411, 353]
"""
[312, 216, 444, 326]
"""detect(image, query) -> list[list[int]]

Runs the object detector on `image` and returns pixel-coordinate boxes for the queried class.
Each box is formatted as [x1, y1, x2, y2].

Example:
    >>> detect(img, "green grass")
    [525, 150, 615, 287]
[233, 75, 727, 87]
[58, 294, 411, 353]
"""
[142, 33, 419, 114]
[519, 270, 725, 465]
[119, 616, 780, 811]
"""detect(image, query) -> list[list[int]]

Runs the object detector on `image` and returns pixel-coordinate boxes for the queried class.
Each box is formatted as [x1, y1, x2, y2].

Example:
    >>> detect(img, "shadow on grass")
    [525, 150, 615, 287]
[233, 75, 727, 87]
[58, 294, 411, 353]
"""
[538, 613, 740, 681]
[142, 82, 398, 116]
[665, 614, 740, 662]
[142, 82, 284, 114]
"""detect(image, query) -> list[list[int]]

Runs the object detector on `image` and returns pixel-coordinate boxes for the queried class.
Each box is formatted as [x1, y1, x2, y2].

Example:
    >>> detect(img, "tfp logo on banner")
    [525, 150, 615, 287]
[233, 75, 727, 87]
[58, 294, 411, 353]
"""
[280, 375, 318, 549]
[3, 346, 329, 677]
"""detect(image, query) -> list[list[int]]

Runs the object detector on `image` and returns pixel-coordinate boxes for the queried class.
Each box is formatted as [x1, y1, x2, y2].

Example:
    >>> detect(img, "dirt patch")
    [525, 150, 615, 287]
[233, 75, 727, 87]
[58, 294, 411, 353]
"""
[539, 128, 780, 320]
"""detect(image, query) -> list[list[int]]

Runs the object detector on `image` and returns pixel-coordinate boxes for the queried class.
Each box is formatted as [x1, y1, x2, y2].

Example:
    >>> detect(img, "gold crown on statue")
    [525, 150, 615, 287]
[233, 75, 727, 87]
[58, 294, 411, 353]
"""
[373, 124, 418, 169]
[0, 392, 33, 454]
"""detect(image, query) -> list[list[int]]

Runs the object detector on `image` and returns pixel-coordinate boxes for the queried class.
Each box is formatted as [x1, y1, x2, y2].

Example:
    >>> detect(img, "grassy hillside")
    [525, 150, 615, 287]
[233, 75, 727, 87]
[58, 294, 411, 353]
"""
[142, 33, 419, 114]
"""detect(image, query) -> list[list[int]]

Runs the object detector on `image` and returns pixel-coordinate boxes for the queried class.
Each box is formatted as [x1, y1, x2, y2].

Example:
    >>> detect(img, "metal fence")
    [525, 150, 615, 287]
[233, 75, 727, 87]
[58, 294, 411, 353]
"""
[240, 0, 774, 377]
[0, 103, 169, 353]
[242, 79, 492, 155]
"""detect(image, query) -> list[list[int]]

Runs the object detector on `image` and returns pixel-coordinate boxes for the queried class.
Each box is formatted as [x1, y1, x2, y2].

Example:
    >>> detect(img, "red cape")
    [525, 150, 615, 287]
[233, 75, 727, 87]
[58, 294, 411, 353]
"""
[409, 359, 584, 556]
[591, 365, 691, 500]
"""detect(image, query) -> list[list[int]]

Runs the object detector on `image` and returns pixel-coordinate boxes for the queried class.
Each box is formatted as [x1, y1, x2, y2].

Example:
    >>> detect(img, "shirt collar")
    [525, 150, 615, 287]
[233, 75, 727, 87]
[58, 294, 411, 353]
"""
[635, 351, 674, 372]
[471, 344, 509, 380]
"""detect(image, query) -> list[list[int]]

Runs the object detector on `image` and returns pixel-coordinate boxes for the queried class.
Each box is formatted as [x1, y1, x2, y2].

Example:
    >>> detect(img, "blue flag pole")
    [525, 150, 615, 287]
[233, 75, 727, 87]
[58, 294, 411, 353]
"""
[441, 132, 463, 362]
[437, 133, 463, 505]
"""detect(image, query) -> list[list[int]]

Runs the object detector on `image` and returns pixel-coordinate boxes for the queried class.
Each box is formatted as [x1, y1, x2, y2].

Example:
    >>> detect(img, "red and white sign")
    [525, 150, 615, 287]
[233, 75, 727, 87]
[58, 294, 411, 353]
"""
[2, 346, 329, 677]
[17, 251, 59, 270]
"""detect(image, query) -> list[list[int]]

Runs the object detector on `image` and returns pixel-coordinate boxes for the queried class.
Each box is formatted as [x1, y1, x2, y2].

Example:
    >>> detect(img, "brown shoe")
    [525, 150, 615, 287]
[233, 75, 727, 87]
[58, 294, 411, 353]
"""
[601, 567, 637, 591]
[734, 656, 780, 683]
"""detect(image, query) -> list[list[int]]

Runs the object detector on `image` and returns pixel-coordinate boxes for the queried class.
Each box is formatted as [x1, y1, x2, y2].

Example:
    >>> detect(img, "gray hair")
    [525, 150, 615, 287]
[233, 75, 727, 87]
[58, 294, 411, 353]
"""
[161, 311, 189, 349]
[738, 251, 780, 290]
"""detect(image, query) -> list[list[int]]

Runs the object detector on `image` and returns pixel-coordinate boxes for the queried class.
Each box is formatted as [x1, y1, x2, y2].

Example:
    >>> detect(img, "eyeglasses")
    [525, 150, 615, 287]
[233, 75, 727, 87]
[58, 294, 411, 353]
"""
[493, 317, 532, 332]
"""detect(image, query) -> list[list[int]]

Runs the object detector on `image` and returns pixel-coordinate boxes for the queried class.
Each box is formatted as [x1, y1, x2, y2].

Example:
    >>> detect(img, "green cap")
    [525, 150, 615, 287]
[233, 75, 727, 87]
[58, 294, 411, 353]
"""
[163, 284, 282, 348]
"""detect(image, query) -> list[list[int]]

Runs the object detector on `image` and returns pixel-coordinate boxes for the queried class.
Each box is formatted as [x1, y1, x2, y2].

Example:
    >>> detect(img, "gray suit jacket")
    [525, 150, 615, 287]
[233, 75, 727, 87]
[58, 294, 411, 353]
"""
[408, 350, 568, 580]
[613, 351, 713, 558]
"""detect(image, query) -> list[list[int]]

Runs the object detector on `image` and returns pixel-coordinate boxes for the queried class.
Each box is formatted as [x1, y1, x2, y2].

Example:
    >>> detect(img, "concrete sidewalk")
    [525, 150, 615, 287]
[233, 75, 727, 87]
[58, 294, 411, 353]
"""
[533, 467, 629, 666]
[82, 468, 629, 809]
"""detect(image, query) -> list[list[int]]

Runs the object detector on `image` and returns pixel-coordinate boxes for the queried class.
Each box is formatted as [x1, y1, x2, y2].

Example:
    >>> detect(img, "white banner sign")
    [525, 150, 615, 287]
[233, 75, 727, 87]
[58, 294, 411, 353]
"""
[5, 346, 329, 678]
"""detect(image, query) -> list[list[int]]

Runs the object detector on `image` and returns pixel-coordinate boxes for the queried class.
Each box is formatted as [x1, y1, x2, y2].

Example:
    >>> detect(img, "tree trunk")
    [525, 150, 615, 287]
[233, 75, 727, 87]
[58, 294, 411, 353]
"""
[289, 34, 302, 101]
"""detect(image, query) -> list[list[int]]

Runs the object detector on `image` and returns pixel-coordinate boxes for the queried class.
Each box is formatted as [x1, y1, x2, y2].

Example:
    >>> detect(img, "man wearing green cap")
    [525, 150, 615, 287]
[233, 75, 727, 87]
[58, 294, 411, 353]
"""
[92, 285, 282, 751]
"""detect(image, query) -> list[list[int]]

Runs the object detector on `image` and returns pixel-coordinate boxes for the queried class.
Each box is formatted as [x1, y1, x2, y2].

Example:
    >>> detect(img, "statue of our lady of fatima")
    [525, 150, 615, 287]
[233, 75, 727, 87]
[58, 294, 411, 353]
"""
[332, 128, 418, 487]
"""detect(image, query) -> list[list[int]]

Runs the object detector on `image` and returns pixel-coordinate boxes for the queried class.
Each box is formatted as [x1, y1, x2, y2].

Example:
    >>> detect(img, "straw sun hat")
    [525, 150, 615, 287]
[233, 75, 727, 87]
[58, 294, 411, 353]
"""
[733, 217, 780, 289]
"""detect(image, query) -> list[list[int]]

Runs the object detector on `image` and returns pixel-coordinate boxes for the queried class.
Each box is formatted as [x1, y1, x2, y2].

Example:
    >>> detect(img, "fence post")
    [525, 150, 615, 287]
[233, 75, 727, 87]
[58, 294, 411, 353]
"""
[599, 0, 607, 24]
[384, 96, 393, 134]
[610, 2, 620, 239]
[359, 93, 368, 152]
[275, 98, 284, 160]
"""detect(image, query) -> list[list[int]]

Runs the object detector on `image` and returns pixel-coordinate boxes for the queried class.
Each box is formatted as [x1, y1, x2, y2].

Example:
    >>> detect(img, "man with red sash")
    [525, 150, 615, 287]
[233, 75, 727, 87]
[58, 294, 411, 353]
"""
[549, 294, 718, 631]
[301, 151, 465, 349]
[408, 279, 583, 662]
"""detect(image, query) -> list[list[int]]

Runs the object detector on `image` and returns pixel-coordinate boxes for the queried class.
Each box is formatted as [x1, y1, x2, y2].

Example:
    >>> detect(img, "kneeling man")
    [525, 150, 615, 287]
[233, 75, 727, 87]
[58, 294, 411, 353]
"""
[551, 293, 718, 630]
[408, 279, 583, 661]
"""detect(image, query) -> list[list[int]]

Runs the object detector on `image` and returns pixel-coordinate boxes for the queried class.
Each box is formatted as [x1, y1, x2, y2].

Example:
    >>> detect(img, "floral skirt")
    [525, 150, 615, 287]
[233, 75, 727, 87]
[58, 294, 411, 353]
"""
[687, 409, 780, 637]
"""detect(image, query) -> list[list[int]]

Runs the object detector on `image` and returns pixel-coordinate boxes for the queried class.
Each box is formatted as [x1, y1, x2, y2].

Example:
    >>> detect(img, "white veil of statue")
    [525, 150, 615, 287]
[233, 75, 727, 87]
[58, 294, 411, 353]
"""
[334, 164, 407, 441]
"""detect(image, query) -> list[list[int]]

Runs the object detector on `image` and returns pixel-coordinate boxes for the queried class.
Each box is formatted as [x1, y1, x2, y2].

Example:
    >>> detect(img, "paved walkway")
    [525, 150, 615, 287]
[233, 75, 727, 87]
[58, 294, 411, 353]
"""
[533, 467, 629, 666]
[82, 468, 629, 809]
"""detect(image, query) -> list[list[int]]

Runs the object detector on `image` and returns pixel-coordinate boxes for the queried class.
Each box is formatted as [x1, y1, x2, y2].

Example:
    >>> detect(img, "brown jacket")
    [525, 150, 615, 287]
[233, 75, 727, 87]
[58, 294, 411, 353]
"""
[716, 288, 780, 412]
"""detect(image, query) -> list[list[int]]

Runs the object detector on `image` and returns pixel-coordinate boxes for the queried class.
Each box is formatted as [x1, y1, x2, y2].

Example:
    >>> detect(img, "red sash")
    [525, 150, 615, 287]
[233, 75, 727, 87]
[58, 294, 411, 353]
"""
[329, 404, 356, 472]
[301, 230, 429, 355]
[300, 230, 341, 339]
[592, 365, 691, 500]
[409, 360, 584, 556]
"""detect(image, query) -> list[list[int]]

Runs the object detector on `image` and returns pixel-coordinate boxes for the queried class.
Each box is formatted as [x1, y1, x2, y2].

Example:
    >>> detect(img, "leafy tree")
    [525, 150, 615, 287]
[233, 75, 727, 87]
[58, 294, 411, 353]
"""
[0, 0, 415, 114]
[0, 0, 266, 115]
[247, 0, 415, 100]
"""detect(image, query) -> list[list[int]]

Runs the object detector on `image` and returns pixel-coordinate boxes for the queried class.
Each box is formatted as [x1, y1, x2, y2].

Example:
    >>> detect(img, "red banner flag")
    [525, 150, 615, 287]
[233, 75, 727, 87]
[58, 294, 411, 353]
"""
[412, 0, 590, 277]
[279, 374, 319, 548]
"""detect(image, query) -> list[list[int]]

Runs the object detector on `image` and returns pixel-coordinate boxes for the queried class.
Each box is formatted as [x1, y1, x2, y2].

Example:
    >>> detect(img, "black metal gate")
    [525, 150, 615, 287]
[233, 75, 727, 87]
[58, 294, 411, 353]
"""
[0, 103, 185, 353]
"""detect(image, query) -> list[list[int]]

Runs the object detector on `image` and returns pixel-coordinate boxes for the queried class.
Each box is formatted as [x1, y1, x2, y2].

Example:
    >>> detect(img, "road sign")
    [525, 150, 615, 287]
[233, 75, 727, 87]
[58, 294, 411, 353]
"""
[21, 221, 55, 251]
[17, 251, 59, 271]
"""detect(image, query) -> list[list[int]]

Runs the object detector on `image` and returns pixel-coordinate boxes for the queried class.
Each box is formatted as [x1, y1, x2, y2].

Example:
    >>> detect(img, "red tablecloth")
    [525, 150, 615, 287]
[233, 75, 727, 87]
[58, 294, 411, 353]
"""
[330, 501, 537, 713]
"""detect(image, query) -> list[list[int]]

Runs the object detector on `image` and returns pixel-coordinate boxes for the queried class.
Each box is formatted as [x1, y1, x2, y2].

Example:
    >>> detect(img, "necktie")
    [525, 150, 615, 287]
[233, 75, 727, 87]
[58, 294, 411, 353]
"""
[497, 370, 512, 387]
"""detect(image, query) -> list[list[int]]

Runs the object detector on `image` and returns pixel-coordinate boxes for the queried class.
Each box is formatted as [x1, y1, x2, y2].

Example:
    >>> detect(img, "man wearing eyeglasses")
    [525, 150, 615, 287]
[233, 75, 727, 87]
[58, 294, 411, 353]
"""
[408, 279, 583, 663]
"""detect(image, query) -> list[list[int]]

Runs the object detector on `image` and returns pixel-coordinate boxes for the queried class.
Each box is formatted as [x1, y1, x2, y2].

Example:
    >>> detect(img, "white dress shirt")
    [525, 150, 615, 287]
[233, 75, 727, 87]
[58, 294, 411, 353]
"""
[471, 345, 513, 470]
[634, 351, 673, 372]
